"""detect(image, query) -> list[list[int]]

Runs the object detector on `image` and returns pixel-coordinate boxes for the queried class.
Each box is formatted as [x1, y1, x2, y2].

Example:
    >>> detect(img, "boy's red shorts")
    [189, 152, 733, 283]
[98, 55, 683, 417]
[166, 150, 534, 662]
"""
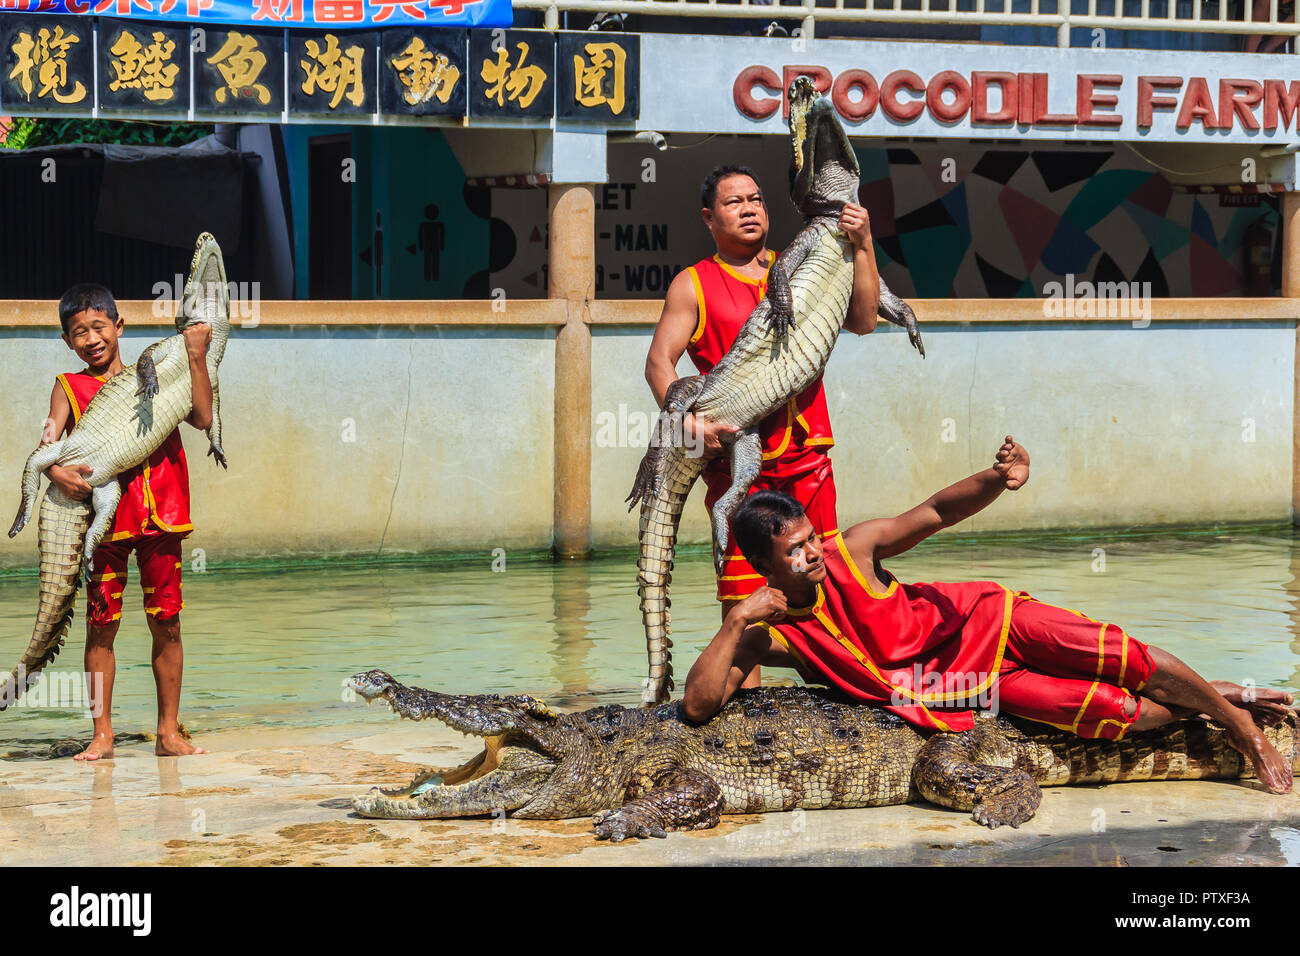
[703, 455, 839, 604]
[87, 532, 185, 626]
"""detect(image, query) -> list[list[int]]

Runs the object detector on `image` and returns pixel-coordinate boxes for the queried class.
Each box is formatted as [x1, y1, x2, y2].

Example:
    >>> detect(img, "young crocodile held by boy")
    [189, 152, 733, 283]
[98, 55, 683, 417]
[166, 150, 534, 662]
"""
[346, 672, 1299, 839]
[1, 233, 231, 710]
[626, 77, 925, 707]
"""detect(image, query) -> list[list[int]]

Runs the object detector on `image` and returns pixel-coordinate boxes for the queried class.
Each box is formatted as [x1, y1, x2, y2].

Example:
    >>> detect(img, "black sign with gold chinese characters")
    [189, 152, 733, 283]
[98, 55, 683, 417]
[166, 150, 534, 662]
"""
[290, 28, 377, 115]
[556, 32, 638, 122]
[380, 27, 465, 118]
[98, 18, 189, 113]
[468, 29, 553, 119]
[0, 16, 92, 113]
[195, 26, 285, 115]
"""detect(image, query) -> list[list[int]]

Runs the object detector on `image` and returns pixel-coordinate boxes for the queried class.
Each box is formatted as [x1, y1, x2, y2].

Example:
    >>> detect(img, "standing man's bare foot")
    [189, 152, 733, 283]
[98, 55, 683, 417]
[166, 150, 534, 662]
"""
[73, 732, 115, 761]
[155, 732, 206, 756]
[1209, 681, 1295, 727]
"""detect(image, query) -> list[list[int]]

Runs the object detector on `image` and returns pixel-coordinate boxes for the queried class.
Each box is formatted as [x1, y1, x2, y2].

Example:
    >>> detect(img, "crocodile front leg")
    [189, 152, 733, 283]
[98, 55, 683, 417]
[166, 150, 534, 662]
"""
[709, 428, 762, 576]
[136, 343, 161, 398]
[592, 767, 724, 841]
[878, 278, 925, 357]
[911, 730, 1041, 829]
[765, 223, 824, 340]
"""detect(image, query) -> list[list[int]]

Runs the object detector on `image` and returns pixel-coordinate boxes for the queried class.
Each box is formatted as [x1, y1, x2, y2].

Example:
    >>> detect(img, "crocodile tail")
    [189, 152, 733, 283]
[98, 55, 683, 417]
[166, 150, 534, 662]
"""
[636, 447, 706, 707]
[1026, 712, 1300, 786]
[1, 487, 90, 711]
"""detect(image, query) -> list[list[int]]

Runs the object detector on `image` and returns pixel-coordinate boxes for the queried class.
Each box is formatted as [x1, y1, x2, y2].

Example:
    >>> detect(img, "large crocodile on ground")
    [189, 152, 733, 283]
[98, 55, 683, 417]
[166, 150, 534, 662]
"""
[346, 672, 1299, 840]
[1, 233, 230, 710]
[626, 77, 925, 707]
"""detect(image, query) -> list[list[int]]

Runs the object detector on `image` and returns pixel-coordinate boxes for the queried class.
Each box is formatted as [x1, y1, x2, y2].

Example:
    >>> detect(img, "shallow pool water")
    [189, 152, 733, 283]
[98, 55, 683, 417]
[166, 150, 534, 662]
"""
[3, 526, 1300, 750]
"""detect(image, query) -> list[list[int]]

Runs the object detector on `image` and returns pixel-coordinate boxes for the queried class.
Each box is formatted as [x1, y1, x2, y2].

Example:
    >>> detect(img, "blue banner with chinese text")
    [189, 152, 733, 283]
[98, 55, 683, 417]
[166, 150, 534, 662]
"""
[2, 0, 511, 30]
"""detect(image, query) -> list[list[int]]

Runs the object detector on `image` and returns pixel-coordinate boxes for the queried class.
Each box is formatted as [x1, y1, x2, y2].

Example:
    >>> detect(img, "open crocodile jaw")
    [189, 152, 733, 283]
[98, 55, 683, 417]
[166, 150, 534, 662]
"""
[348, 673, 558, 820]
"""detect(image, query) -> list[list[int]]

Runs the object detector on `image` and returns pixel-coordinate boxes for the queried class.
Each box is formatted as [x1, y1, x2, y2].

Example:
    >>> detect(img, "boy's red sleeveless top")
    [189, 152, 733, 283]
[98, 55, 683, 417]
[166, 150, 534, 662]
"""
[758, 531, 1014, 732]
[685, 253, 834, 479]
[57, 371, 193, 541]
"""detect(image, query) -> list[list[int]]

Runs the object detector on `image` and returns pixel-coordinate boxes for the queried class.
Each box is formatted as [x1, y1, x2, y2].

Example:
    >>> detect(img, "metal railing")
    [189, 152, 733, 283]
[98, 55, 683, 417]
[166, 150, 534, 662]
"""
[514, 0, 1300, 48]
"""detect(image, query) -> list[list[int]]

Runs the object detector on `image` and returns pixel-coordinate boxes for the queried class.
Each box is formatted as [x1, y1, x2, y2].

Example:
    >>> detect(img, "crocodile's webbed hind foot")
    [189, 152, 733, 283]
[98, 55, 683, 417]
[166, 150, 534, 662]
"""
[593, 767, 723, 842]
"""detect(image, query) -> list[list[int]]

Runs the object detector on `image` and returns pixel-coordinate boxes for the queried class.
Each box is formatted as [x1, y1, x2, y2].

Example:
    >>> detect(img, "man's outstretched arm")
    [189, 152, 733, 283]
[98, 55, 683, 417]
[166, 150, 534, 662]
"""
[843, 437, 1029, 563]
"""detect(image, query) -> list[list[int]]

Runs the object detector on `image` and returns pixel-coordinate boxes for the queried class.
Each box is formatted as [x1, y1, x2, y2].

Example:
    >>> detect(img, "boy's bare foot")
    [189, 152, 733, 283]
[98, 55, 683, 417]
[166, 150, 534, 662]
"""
[1209, 681, 1295, 727]
[155, 732, 206, 757]
[73, 733, 114, 761]
[1223, 715, 1293, 794]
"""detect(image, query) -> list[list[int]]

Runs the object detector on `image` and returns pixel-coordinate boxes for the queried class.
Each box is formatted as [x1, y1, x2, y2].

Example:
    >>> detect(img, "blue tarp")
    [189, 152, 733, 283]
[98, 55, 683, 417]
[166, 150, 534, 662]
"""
[8, 0, 512, 30]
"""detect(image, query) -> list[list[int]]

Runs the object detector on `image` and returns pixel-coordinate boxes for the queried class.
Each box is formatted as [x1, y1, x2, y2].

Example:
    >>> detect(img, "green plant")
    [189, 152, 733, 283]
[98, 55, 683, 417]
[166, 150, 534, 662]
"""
[2, 117, 214, 149]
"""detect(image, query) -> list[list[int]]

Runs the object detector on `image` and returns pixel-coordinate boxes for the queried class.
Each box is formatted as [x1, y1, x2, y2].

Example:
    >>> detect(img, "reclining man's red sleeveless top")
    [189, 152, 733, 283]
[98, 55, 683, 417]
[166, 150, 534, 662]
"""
[758, 531, 1014, 732]
[57, 371, 193, 541]
[684, 253, 834, 480]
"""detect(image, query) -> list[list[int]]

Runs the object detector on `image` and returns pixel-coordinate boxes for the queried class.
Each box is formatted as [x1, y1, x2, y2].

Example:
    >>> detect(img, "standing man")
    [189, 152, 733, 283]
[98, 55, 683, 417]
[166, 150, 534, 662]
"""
[644, 163, 882, 687]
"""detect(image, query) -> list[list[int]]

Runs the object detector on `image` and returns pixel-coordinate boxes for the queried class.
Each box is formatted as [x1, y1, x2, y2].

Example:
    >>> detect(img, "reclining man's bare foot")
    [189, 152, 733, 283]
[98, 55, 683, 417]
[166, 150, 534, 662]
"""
[1210, 681, 1294, 727]
[156, 732, 207, 757]
[73, 732, 114, 761]
[1223, 716, 1293, 794]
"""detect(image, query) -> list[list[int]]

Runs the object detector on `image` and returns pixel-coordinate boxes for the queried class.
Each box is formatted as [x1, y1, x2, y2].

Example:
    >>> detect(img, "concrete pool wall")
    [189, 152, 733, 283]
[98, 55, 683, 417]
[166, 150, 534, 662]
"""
[0, 297, 1295, 567]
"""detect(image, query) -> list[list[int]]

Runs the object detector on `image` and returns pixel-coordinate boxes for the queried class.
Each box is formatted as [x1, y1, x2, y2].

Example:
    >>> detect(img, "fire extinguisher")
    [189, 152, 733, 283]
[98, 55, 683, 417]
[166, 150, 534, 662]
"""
[1244, 220, 1273, 296]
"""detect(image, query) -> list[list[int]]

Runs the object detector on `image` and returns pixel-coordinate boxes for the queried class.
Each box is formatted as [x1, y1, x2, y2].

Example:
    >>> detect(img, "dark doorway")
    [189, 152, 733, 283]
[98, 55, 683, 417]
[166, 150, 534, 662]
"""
[308, 134, 353, 299]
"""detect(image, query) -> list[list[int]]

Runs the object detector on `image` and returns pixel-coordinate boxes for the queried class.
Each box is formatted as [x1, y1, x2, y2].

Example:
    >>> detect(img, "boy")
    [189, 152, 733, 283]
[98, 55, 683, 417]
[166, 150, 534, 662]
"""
[43, 283, 212, 760]
[682, 436, 1295, 794]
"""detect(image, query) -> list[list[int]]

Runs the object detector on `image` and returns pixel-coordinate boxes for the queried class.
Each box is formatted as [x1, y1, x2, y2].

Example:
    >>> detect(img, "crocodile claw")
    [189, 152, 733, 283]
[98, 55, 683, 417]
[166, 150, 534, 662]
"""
[592, 808, 668, 842]
[208, 445, 228, 470]
[135, 380, 159, 400]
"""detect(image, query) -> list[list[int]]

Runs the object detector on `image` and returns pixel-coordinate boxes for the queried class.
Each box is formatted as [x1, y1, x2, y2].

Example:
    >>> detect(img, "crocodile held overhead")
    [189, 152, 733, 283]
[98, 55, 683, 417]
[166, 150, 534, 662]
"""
[627, 76, 925, 707]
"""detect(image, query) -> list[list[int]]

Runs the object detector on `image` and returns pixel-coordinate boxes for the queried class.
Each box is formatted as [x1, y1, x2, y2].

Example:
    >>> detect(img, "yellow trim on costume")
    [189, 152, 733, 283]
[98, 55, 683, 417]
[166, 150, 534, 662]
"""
[760, 400, 796, 462]
[145, 600, 183, 618]
[1070, 623, 1109, 735]
[1117, 631, 1129, 688]
[821, 528, 839, 538]
[724, 554, 752, 563]
[719, 572, 764, 582]
[803, 436, 835, 447]
[91, 570, 120, 583]
[830, 530, 897, 599]
[143, 586, 155, 594]
[760, 621, 813, 672]
[56, 374, 81, 425]
[784, 584, 824, 617]
[687, 266, 708, 347]
[710, 251, 775, 287]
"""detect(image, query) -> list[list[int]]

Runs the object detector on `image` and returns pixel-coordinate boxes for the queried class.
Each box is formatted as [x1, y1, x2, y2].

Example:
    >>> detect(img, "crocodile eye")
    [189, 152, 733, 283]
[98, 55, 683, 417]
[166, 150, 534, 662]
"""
[754, 731, 774, 746]
[832, 726, 850, 739]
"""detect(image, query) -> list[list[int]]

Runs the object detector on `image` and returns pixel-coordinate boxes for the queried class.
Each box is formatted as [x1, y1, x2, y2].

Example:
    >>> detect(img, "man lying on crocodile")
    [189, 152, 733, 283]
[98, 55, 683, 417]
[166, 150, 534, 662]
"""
[682, 435, 1295, 795]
